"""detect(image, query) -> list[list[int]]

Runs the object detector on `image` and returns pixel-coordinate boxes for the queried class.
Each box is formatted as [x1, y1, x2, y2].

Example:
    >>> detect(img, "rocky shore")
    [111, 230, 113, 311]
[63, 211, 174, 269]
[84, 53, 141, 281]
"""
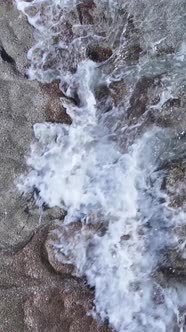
[0, 2, 112, 331]
[1, 0, 186, 331]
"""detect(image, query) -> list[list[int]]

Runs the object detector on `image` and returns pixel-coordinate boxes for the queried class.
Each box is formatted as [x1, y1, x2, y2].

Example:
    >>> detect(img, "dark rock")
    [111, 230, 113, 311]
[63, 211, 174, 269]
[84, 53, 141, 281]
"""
[120, 234, 131, 241]
[122, 43, 143, 64]
[77, 1, 96, 25]
[158, 248, 186, 281]
[95, 84, 110, 101]
[124, 15, 139, 39]
[0, 46, 16, 65]
[164, 161, 186, 209]
[86, 44, 113, 63]
[127, 76, 155, 123]
[41, 82, 73, 124]
[120, 14, 143, 65]
[95, 86, 113, 114]
[109, 80, 127, 106]
[149, 98, 186, 131]
[156, 46, 175, 57]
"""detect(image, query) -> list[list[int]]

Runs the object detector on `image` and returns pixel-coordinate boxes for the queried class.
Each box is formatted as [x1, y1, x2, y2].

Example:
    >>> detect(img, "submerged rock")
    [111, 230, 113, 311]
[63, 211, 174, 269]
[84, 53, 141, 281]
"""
[86, 44, 113, 62]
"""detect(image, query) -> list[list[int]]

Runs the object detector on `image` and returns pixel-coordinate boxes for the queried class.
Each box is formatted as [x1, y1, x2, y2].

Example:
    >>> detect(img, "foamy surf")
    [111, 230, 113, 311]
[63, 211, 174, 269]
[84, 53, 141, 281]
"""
[15, 0, 186, 331]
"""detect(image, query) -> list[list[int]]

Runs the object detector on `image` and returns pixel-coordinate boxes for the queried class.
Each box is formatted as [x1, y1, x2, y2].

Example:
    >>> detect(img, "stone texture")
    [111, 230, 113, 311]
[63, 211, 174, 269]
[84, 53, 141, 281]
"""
[41, 82, 72, 125]
[0, 0, 33, 75]
[0, 2, 73, 249]
[86, 44, 113, 63]
[0, 1, 49, 249]
[77, 1, 96, 25]
[165, 161, 186, 210]
[158, 248, 186, 282]
[0, 226, 112, 332]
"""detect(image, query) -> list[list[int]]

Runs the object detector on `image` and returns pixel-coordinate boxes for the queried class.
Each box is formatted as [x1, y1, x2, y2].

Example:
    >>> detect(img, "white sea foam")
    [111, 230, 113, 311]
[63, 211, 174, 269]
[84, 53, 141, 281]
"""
[15, 0, 186, 331]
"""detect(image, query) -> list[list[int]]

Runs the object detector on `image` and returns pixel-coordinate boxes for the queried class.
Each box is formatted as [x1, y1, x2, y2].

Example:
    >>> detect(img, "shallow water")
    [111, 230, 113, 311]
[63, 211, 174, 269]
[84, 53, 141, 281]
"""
[15, 0, 186, 331]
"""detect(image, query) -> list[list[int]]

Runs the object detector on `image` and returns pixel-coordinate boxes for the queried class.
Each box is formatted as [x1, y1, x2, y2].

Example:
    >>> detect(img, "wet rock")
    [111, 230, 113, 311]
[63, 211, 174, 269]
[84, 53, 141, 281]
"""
[120, 234, 131, 241]
[115, 76, 186, 150]
[45, 222, 77, 276]
[121, 43, 143, 65]
[95, 80, 127, 117]
[124, 15, 139, 39]
[154, 92, 186, 206]
[148, 97, 186, 133]
[0, 226, 112, 332]
[164, 161, 186, 209]
[52, 21, 74, 44]
[158, 248, 186, 281]
[45, 220, 107, 277]
[45, 221, 87, 277]
[86, 44, 113, 62]
[109, 80, 127, 106]
[77, 1, 96, 25]
[95, 84, 113, 114]
[156, 46, 175, 57]
[95, 84, 110, 101]
[41, 81, 73, 124]
[127, 76, 156, 123]
[124, 16, 143, 64]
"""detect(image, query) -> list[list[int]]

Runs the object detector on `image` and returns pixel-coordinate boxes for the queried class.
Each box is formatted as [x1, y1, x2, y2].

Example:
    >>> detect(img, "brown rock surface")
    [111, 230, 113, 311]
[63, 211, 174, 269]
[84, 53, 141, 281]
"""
[0, 226, 112, 332]
[77, 1, 96, 25]
[86, 44, 113, 63]
[165, 161, 186, 209]
[42, 82, 72, 125]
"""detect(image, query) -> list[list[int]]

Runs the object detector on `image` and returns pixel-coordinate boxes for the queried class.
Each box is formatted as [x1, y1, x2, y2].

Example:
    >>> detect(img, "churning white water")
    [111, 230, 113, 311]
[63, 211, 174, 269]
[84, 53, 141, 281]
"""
[15, 0, 186, 331]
